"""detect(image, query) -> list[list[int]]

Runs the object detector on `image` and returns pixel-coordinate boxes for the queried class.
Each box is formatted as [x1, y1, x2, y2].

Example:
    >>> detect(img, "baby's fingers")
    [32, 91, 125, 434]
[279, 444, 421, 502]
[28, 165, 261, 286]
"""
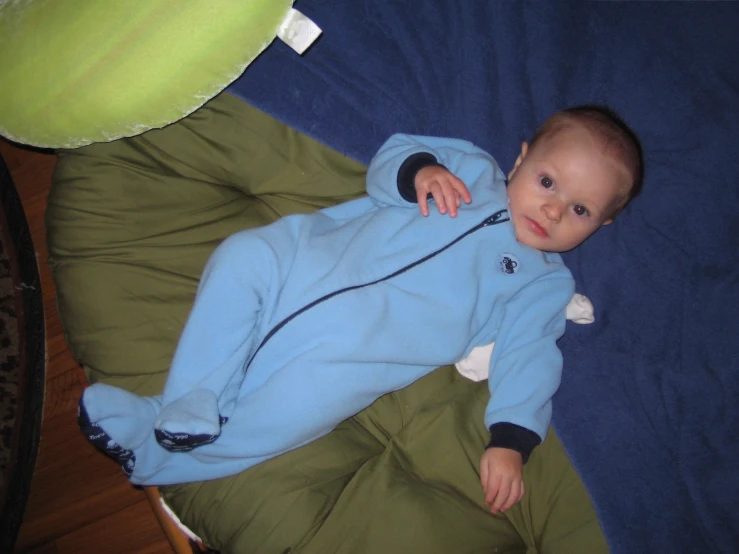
[489, 477, 512, 514]
[480, 458, 490, 491]
[452, 178, 472, 205]
[498, 479, 524, 513]
[417, 188, 431, 216]
[429, 184, 450, 215]
[483, 472, 502, 506]
[439, 184, 461, 217]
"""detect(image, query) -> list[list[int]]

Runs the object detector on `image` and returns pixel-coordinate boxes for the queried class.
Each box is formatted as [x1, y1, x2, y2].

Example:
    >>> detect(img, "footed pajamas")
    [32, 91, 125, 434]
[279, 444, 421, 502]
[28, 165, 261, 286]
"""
[79, 134, 574, 486]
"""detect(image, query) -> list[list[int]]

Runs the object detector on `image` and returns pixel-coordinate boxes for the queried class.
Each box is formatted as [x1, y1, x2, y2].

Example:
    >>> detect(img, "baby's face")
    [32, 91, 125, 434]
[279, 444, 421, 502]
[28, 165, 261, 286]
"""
[506, 125, 631, 252]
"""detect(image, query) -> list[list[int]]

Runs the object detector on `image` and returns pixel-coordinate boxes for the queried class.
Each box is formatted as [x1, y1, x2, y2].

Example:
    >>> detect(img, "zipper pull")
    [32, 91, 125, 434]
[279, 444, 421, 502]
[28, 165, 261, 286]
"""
[482, 209, 510, 226]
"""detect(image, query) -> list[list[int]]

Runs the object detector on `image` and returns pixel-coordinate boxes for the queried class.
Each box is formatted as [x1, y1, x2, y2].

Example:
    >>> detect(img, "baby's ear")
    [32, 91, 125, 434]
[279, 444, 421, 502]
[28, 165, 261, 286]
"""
[507, 142, 529, 180]
[603, 205, 621, 225]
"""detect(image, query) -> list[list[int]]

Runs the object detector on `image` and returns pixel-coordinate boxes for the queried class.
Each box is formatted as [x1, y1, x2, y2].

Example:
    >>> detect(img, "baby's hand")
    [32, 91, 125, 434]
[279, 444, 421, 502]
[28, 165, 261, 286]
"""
[479, 448, 525, 514]
[414, 165, 472, 217]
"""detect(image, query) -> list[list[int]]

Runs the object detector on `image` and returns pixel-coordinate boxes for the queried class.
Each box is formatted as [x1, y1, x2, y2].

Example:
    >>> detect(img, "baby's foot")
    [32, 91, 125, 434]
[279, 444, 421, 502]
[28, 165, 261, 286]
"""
[154, 389, 227, 452]
[78, 400, 136, 476]
[77, 383, 159, 477]
[155, 415, 229, 452]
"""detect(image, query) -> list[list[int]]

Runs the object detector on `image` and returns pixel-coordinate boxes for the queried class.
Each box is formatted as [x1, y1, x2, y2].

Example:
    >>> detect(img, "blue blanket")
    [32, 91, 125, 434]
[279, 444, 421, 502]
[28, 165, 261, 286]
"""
[228, 1, 739, 551]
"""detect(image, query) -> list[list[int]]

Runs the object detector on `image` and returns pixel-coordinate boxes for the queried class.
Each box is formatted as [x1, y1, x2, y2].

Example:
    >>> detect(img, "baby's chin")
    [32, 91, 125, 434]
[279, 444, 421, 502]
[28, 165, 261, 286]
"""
[511, 223, 548, 251]
[513, 233, 569, 253]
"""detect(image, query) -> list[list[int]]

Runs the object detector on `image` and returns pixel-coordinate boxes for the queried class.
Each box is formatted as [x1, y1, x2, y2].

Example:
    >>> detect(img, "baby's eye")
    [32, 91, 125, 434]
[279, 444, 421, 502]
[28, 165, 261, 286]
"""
[540, 176, 553, 189]
[573, 204, 589, 217]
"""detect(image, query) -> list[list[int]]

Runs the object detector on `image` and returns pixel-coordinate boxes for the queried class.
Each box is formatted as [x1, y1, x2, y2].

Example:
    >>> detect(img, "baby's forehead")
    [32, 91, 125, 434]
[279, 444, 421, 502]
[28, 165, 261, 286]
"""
[555, 117, 635, 167]
[544, 122, 633, 179]
[541, 118, 605, 147]
[538, 124, 633, 205]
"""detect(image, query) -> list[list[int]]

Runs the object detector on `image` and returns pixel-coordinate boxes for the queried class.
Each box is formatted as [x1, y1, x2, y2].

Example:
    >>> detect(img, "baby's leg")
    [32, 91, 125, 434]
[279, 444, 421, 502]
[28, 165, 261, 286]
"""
[77, 359, 386, 485]
[193, 356, 433, 464]
[81, 357, 432, 486]
[154, 228, 291, 450]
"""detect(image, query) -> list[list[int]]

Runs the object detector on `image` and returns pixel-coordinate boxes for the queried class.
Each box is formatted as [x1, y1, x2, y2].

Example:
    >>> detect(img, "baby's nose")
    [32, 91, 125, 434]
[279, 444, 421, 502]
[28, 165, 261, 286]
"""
[543, 203, 563, 221]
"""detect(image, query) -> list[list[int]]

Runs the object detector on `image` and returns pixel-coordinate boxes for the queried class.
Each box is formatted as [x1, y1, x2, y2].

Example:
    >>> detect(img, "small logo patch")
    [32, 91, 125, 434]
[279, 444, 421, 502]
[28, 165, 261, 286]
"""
[498, 253, 520, 275]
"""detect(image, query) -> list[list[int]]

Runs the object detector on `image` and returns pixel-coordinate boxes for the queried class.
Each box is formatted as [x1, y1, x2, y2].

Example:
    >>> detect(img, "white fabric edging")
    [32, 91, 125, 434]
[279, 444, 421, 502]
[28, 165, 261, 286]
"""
[455, 293, 594, 382]
[159, 495, 204, 544]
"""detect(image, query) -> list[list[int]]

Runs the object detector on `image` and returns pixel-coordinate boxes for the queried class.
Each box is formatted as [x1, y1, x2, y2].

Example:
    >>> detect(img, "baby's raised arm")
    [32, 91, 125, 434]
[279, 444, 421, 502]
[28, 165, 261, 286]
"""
[365, 133, 503, 213]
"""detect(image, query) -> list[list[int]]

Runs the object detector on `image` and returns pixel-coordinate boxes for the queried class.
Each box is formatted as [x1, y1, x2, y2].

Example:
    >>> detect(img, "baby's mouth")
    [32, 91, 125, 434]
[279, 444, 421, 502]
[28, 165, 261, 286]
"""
[525, 217, 549, 238]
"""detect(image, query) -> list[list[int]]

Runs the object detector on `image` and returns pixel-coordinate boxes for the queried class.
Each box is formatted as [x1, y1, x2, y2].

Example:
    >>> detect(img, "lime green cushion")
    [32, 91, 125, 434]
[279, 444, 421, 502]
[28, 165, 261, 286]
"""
[0, 0, 292, 148]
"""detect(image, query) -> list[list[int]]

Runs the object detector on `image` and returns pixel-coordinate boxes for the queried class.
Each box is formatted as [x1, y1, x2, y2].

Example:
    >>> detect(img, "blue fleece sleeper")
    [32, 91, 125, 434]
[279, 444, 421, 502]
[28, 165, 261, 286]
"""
[79, 134, 574, 486]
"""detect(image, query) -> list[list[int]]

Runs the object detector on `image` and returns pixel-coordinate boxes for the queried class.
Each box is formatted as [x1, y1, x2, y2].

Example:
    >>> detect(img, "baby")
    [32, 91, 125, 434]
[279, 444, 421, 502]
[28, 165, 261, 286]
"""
[79, 105, 643, 515]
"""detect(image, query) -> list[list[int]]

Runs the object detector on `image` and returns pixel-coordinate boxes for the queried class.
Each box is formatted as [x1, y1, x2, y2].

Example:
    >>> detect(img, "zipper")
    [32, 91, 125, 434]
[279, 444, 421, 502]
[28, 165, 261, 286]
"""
[246, 209, 509, 368]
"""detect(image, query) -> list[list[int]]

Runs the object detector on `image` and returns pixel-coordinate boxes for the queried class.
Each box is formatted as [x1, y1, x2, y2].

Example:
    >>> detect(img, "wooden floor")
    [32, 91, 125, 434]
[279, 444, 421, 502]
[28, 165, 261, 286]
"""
[0, 140, 173, 554]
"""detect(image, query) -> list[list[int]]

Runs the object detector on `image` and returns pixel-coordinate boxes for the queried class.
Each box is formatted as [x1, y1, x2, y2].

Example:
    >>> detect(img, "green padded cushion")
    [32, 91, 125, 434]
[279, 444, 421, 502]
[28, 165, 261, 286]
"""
[47, 92, 607, 552]
[0, 0, 292, 148]
[163, 365, 608, 554]
[47, 92, 367, 394]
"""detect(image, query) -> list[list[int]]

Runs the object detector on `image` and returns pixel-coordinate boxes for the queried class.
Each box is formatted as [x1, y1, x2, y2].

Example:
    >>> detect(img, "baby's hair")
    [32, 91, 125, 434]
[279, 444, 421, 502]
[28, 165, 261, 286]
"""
[529, 105, 644, 212]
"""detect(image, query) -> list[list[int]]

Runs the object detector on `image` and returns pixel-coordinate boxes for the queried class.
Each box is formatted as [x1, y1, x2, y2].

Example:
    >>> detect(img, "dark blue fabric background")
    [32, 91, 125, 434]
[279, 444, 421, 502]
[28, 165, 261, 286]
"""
[229, 1, 739, 551]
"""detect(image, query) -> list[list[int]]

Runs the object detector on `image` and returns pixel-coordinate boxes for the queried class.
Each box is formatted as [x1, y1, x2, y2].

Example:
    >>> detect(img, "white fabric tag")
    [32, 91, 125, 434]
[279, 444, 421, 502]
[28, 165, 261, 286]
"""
[277, 8, 322, 55]
[565, 292, 595, 324]
[455, 293, 595, 382]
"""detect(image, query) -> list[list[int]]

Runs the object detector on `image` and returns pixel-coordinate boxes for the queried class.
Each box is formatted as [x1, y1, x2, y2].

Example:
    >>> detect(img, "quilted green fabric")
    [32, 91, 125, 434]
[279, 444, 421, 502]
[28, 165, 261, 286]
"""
[163, 364, 608, 554]
[47, 92, 607, 553]
[47, 92, 366, 392]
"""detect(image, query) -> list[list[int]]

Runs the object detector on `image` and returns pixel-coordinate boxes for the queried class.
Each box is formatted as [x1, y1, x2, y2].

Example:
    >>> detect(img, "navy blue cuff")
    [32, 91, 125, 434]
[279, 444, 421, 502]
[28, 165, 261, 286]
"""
[486, 422, 542, 464]
[396, 152, 446, 203]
